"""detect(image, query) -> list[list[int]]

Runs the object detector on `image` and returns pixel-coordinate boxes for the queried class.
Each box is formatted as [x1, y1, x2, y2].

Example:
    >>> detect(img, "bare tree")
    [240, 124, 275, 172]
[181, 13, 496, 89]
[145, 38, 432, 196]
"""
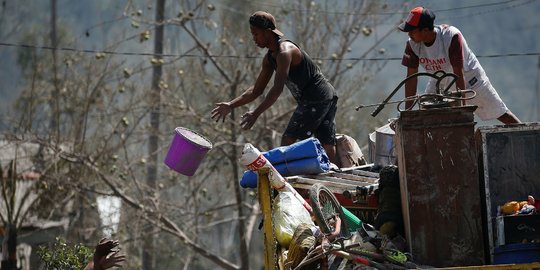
[1, 0, 406, 269]
[1, 161, 21, 270]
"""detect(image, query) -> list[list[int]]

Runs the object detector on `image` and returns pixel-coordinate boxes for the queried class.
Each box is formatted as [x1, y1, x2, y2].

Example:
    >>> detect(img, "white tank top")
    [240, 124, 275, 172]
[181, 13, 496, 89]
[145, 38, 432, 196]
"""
[408, 25, 486, 92]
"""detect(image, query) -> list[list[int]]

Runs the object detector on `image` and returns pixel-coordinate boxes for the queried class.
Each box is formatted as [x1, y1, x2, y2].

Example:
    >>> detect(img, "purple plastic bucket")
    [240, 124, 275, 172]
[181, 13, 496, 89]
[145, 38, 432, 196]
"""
[164, 127, 212, 176]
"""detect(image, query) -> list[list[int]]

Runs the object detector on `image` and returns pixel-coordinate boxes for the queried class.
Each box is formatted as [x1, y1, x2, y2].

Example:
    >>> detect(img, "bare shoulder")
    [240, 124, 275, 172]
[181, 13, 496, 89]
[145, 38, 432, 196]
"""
[279, 41, 300, 54]
[278, 41, 302, 65]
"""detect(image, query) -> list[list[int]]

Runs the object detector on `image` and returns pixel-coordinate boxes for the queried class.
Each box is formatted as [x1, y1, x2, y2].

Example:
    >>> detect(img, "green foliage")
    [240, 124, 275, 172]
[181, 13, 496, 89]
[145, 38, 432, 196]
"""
[37, 237, 93, 270]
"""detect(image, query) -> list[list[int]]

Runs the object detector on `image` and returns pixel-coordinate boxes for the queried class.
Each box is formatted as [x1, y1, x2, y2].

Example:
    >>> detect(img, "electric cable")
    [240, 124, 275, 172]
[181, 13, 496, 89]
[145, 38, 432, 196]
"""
[0, 42, 538, 61]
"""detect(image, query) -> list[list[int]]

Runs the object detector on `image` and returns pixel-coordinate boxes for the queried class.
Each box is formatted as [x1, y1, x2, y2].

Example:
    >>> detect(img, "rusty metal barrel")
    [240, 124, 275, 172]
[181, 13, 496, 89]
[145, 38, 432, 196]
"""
[394, 105, 485, 267]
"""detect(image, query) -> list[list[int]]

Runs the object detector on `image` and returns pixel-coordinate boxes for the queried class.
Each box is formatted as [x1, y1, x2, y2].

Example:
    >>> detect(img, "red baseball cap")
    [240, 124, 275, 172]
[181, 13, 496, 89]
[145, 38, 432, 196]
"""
[398, 7, 435, 32]
[249, 11, 284, 37]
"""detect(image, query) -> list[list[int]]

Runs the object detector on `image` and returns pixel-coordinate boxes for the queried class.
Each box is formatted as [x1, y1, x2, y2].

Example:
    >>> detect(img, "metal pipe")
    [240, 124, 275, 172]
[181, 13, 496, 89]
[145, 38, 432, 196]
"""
[365, 71, 459, 117]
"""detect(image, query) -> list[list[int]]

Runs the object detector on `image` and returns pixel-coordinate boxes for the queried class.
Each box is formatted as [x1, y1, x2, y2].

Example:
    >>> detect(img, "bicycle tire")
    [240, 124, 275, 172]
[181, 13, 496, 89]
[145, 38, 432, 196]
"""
[309, 184, 349, 236]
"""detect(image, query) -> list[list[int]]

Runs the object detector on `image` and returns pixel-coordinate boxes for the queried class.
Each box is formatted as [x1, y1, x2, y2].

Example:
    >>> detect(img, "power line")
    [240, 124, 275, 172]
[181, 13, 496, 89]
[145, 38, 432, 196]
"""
[433, 0, 519, 12]
[235, 0, 525, 16]
[1, 42, 539, 61]
[437, 0, 537, 21]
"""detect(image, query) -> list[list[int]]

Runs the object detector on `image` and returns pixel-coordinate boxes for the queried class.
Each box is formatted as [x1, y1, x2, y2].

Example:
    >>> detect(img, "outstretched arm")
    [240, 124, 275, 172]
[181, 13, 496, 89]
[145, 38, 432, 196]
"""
[211, 59, 274, 123]
[241, 45, 293, 129]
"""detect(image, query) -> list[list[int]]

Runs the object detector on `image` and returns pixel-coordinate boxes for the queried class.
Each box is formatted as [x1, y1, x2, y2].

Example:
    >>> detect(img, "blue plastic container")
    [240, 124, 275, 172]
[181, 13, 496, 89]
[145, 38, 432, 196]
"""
[493, 243, 540, 264]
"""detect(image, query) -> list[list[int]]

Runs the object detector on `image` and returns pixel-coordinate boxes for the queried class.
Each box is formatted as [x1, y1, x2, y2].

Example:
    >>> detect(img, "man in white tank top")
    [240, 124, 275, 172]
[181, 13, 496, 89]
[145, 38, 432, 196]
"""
[398, 7, 520, 124]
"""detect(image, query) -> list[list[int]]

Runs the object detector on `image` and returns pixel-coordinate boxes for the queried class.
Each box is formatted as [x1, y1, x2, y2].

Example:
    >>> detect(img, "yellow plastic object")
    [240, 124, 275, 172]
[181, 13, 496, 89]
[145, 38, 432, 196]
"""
[273, 191, 314, 248]
[501, 201, 520, 215]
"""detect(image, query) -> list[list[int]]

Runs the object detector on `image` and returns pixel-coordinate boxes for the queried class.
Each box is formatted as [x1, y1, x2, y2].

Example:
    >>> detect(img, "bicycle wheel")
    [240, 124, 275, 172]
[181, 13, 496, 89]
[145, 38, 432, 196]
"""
[309, 184, 349, 236]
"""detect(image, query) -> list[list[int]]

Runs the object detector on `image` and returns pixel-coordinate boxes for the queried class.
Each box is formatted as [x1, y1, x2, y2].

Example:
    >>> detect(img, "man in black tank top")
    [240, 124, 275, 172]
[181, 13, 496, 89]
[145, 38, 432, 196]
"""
[211, 11, 339, 163]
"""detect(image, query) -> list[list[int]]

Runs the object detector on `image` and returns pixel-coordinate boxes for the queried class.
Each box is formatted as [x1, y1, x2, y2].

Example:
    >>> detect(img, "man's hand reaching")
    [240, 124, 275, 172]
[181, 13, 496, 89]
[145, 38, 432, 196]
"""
[96, 249, 126, 269]
[240, 111, 259, 130]
[94, 238, 119, 258]
[211, 102, 233, 123]
[85, 238, 126, 270]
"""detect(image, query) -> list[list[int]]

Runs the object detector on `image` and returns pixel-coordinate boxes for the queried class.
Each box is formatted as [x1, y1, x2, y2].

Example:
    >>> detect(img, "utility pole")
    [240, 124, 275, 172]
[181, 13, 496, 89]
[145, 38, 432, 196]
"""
[535, 56, 540, 120]
[50, 0, 60, 140]
[144, 0, 165, 269]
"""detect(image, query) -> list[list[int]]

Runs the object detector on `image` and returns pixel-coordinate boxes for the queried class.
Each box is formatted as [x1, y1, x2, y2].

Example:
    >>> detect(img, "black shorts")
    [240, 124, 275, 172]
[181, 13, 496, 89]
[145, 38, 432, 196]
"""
[283, 97, 337, 145]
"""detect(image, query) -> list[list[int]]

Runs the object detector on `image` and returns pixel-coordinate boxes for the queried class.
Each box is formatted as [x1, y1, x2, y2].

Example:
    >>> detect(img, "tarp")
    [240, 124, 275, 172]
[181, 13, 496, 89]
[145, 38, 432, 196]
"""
[240, 138, 330, 188]
[263, 137, 328, 164]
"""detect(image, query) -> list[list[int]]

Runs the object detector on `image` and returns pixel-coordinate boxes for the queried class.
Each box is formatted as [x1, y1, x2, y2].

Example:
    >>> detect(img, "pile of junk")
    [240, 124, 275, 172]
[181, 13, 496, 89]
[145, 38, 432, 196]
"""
[238, 133, 422, 270]
[163, 71, 540, 269]
[237, 71, 540, 269]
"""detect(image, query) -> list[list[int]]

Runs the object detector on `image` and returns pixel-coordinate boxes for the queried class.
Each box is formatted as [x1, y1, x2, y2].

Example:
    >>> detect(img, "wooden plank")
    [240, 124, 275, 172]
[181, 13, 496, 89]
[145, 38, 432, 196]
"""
[310, 174, 374, 187]
[350, 169, 380, 179]
[288, 176, 357, 189]
[329, 172, 378, 183]
[338, 164, 374, 172]
[287, 177, 357, 193]
[287, 182, 313, 191]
